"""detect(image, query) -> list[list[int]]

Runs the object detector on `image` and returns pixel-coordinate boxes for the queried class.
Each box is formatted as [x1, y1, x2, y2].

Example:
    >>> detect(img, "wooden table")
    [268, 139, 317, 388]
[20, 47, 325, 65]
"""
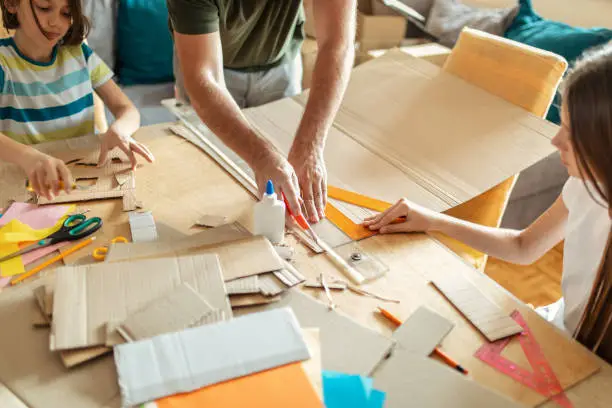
[1, 123, 611, 408]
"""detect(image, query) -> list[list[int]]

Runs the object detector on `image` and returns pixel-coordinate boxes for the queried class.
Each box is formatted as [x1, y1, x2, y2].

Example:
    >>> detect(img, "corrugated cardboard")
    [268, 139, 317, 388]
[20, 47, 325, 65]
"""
[114, 308, 311, 406]
[431, 274, 522, 342]
[366, 43, 452, 67]
[230, 293, 282, 308]
[234, 289, 394, 375]
[392, 306, 454, 356]
[373, 349, 525, 408]
[50, 254, 231, 350]
[105, 224, 285, 282]
[258, 273, 287, 296]
[116, 283, 219, 342]
[225, 275, 260, 295]
[356, 11, 407, 53]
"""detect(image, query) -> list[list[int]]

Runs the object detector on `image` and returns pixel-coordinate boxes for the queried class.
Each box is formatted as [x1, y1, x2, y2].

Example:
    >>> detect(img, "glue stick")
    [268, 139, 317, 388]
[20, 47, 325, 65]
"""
[254, 180, 286, 244]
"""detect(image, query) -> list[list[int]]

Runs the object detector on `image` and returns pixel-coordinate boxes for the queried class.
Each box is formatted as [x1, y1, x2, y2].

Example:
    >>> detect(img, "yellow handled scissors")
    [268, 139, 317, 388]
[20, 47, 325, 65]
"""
[92, 236, 128, 261]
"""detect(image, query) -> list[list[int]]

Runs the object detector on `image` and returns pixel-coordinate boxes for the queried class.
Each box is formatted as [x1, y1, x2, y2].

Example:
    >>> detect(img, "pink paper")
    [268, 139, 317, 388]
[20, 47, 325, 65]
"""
[0, 203, 72, 229]
[21, 242, 68, 265]
[0, 277, 10, 289]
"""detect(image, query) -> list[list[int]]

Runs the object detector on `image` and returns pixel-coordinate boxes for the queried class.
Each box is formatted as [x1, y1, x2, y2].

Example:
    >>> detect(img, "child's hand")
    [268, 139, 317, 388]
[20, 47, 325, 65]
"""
[20, 150, 73, 200]
[363, 198, 440, 234]
[98, 129, 155, 169]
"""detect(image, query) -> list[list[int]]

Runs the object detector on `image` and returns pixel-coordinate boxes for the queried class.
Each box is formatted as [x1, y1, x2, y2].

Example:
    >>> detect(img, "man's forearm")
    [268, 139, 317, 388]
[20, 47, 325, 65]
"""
[187, 75, 272, 166]
[294, 40, 355, 150]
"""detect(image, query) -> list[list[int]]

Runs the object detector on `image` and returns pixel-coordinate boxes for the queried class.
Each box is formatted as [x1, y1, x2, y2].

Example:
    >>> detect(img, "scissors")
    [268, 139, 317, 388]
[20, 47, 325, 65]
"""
[0, 214, 103, 263]
[92, 236, 128, 261]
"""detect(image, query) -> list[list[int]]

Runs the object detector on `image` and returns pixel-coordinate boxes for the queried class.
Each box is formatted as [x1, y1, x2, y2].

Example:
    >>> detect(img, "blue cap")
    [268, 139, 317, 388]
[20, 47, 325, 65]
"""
[266, 180, 274, 195]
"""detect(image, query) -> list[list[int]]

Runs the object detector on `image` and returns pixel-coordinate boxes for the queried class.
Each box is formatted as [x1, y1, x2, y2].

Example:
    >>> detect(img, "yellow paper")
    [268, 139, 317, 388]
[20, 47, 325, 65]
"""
[0, 208, 74, 277]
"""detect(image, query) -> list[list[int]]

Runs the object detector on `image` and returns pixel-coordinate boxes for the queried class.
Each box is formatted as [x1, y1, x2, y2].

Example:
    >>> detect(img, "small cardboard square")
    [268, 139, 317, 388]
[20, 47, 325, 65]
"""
[234, 289, 394, 375]
[114, 308, 311, 406]
[50, 254, 231, 350]
[392, 306, 454, 356]
[226, 275, 260, 295]
[116, 283, 217, 342]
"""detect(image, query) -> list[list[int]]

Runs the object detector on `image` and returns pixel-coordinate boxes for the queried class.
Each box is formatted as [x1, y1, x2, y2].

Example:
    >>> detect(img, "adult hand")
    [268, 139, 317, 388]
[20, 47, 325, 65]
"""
[19, 150, 73, 200]
[98, 129, 155, 169]
[363, 198, 440, 234]
[253, 148, 302, 218]
[288, 144, 327, 223]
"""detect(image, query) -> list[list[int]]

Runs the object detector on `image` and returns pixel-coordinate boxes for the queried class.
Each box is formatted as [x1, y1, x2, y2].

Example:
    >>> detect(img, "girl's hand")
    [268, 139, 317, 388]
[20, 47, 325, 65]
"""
[363, 198, 441, 234]
[98, 129, 155, 169]
[20, 150, 73, 200]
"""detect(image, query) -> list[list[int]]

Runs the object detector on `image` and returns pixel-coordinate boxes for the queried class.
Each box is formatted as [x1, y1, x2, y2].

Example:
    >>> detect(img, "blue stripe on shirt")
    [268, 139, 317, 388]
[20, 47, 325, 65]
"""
[0, 93, 94, 123]
[5, 67, 90, 96]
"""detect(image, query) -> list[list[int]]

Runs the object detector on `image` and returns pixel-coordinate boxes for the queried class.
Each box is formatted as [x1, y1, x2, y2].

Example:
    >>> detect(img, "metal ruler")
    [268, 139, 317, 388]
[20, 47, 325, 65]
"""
[475, 310, 574, 408]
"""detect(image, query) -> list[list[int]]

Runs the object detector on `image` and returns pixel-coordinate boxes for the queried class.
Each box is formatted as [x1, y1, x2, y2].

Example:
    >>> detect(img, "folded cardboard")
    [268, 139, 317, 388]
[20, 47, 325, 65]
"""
[51, 254, 231, 350]
[116, 283, 219, 342]
[114, 308, 311, 406]
[234, 289, 394, 375]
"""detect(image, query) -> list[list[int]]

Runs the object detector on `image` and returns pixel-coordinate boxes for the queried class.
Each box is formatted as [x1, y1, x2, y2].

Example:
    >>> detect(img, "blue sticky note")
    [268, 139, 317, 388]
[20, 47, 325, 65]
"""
[369, 389, 386, 408]
[322, 371, 386, 408]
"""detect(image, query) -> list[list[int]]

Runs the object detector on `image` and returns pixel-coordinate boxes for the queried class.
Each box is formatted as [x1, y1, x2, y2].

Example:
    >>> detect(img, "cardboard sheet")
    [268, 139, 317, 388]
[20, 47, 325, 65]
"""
[117, 283, 219, 342]
[258, 273, 287, 296]
[392, 306, 454, 356]
[431, 275, 522, 342]
[374, 349, 525, 408]
[225, 275, 260, 295]
[153, 328, 323, 408]
[274, 262, 306, 287]
[114, 308, 311, 406]
[51, 254, 231, 350]
[234, 290, 394, 375]
[230, 293, 281, 308]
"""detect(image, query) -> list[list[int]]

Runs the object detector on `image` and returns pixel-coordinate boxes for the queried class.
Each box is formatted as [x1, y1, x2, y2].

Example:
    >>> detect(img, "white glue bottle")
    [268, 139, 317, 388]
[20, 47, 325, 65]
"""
[254, 180, 286, 244]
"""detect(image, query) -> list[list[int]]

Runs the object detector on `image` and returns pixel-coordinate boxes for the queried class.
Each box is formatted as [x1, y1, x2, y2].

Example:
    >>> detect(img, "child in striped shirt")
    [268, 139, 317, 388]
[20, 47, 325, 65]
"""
[0, 0, 154, 200]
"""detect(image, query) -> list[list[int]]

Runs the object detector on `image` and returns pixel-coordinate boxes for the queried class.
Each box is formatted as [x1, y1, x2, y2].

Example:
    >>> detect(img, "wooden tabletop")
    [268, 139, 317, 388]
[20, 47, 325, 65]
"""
[1, 123, 611, 408]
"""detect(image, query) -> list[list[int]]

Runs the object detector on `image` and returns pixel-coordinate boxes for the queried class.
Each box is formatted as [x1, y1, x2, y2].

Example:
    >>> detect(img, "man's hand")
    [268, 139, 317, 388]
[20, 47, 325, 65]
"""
[253, 148, 302, 218]
[288, 144, 327, 223]
[98, 129, 155, 169]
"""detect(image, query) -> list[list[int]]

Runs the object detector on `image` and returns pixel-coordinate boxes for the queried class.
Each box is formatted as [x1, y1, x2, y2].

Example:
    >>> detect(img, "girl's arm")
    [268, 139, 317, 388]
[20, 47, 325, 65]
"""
[94, 80, 155, 168]
[364, 195, 568, 265]
[0, 133, 72, 200]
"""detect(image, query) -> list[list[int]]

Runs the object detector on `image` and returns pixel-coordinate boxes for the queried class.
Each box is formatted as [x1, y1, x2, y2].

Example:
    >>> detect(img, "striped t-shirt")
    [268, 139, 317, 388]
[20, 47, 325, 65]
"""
[0, 38, 113, 144]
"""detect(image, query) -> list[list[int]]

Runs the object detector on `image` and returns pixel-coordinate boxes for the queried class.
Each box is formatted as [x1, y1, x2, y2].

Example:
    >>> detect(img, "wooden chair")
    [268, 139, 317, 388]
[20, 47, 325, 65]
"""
[433, 28, 567, 270]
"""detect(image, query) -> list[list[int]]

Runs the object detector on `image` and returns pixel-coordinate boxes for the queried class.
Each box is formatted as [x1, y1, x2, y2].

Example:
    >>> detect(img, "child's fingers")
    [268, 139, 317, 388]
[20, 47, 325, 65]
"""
[380, 222, 412, 234]
[58, 163, 73, 193]
[368, 201, 406, 230]
[97, 143, 110, 167]
[131, 142, 155, 163]
[43, 160, 60, 197]
[30, 171, 42, 197]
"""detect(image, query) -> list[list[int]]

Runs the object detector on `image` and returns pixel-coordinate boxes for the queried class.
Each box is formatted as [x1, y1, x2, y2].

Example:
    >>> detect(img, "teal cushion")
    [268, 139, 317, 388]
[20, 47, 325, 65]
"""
[505, 0, 612, 123]
[117, 0, 174, 85]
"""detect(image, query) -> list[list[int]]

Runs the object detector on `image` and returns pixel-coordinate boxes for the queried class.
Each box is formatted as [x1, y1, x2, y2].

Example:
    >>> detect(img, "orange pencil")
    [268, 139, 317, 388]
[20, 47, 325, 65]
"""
[11, 237, 96, 285]
[376, 306, 468, 375]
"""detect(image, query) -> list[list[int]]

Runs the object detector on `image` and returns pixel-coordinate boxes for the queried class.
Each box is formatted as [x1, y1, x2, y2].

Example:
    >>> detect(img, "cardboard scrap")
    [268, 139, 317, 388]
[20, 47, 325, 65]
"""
[234, 290, 394, 375]
[373, 350, 524, 408]
[195, 215, 228, 228]
[114, 308, 311, 406]
[116, 283, 219, 342]
[225, 275, 260, 295]
[274, 262, 306, 287]
[431, 275, 522, 342]
[50, 254, 232, 350]
[392, 307, 454, 356]
[258, 273, 287, 297]
[230, 293, 282, 308]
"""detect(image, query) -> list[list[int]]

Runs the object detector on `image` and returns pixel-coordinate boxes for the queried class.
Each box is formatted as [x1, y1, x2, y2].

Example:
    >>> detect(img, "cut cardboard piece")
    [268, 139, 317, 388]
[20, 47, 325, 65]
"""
[373, 349, 525, 408]
[51, 254, 232, 350]
[234, 290, 394, 375]
[322, 49, 558, 208]
[431, 274, 522, 342]
[258, 273, 287, 296]
[225, 275, 260, 295]
[392, 306, 454, 356]
[274, 262, 307, 287]
[230, 293, 281, 308]
[128, 211, 158, 242]
[116, 283, 219, 342]
[105, 224, 285, 282]
[60, 346, 111, 369]
[114, 308, 311, 406]
[154, 328, 323, 408]
[357, 11, 407, 53]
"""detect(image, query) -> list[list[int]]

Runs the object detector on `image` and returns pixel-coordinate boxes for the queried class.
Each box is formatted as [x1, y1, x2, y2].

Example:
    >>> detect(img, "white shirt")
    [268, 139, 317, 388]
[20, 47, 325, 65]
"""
[537, 177, 611, 335]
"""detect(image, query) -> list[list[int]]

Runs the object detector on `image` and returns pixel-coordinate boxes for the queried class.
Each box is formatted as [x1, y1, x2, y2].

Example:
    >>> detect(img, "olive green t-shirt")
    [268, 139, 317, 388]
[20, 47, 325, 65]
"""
[167, 0, 305, 71]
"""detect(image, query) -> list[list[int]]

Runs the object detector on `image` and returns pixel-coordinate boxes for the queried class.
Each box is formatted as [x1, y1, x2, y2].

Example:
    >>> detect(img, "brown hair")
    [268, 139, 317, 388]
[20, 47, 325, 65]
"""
[565, 42, 612, 362]
[1, 0, 89, 46]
